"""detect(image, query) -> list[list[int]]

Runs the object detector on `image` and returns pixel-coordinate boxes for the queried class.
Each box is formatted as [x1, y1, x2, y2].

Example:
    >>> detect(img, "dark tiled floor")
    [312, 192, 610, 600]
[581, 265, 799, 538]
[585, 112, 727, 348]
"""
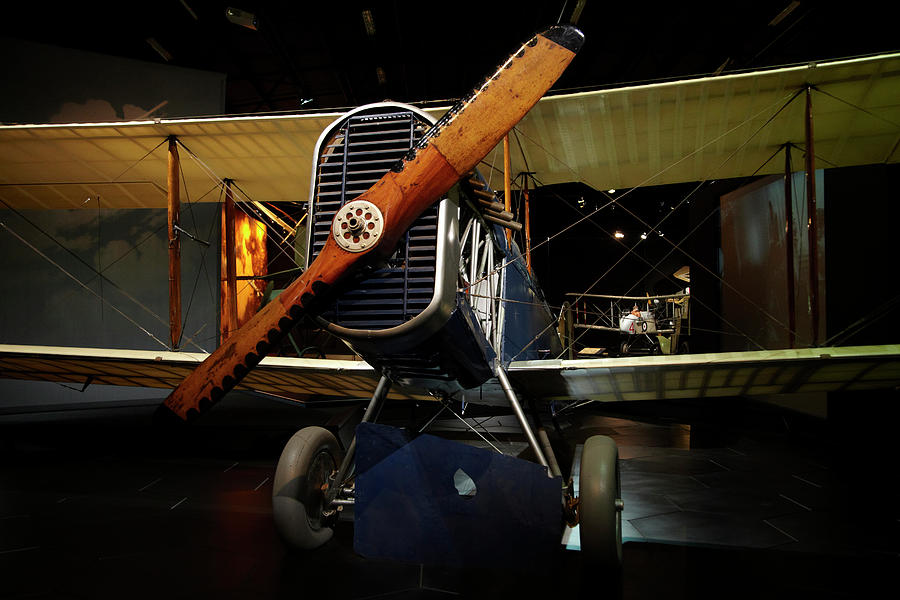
[1, 393, 897, 598]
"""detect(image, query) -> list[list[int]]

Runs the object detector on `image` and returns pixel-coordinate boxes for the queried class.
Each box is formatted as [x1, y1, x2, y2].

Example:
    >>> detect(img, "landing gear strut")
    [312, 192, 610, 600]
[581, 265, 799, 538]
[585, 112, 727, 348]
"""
[272, 375, 392, 550]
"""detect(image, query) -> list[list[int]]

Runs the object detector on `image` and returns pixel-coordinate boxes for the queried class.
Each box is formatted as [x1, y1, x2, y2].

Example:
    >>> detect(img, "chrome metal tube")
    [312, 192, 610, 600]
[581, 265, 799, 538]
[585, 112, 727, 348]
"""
[537, 427, 562, 478]
[496, 366, 550, 473]
[326, 374, 392, 502]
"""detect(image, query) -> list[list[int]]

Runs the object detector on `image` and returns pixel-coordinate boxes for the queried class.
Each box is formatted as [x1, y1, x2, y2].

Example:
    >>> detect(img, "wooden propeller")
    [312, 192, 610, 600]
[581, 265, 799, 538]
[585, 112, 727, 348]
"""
[162, 25, 584, 421]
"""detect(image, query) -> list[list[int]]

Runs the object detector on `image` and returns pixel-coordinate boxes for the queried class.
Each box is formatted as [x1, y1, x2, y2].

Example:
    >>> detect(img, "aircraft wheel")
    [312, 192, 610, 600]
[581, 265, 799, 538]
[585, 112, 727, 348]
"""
[272, 426, 343, 550]
[579, 435, 622, 570]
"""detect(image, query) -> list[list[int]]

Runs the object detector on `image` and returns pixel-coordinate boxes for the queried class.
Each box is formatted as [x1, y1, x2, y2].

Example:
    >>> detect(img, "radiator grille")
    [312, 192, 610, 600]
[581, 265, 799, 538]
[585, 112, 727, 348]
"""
[310, 108, 439, 330]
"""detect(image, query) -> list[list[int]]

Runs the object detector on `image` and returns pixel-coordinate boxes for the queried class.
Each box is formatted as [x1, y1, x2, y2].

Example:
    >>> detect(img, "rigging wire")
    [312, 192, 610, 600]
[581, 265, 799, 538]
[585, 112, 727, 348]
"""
[173, 147, 300, 346]
[74, 180, 225, 295]
[547, 194, 765, 356]
[179, 159, 218, 319]
[540, 81, 875, 355]
[175, 163, 221, 350]
[812, 86, 900, 131]
[95, 195, 103, 323]
[0, 196, 206, 352]
[556, 1, 569, 25]
[0, 220, 175, 353]
[469, 86, 804, 295]
[822, 293, 900, 347]
[175, 140, 304, 279]
[109, 137, 169, 183]
[493, 88, 809, 359]
[603, 84, 896, 342]
[509, 179, 764, 359]
[11, 75, 889, 364]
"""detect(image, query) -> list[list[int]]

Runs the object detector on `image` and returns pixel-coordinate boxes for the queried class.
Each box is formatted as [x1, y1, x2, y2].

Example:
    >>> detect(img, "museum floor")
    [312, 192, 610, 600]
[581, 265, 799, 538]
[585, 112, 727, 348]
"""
[1, 392, 896, 599]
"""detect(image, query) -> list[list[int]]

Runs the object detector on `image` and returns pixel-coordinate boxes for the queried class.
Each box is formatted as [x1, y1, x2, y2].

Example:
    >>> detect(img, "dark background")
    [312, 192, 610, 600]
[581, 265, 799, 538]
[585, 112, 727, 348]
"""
[2, 1, 895, 114]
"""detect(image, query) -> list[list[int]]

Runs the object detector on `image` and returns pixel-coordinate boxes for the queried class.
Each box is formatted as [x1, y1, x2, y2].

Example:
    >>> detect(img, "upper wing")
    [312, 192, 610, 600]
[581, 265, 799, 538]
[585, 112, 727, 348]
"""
[0, 343, 430, 404]
[506, 345, 900, 403]
[6, 54, 895, 213]
[508, 52, 900, 190]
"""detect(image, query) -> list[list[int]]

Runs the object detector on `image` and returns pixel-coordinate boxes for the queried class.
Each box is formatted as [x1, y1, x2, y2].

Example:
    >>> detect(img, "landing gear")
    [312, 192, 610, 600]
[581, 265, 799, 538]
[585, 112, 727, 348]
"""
[579, 435, 623, 570]
[272, 375, 392, 550]
[619, 335, 660, 356]
[272, 426, 343, 550]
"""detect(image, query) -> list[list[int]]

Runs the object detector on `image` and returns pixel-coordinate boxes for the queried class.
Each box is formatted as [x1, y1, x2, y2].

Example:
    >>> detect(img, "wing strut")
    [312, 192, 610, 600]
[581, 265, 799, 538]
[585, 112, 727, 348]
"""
[160, 25, 584, 421]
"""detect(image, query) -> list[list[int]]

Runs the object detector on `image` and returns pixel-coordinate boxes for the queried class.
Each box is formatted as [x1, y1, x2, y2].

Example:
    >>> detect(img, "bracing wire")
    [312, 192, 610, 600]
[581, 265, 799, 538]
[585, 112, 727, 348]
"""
[0, 196, 207, 352]
[12, 75, 887, 364]
[175, 140, 303, 278]
[0, 220, 177, 354]
[492, 87, 809, 359]
[469, 86, 804, 296]
[179, 158, 218, 320]
[110, 137, 169, 183]
[176, 163, 222, 351]
[813, 86, 900, 131]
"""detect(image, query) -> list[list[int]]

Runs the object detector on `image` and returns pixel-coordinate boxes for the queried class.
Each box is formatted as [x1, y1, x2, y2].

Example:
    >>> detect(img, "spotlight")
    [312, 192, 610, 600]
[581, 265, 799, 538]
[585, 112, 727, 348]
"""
[362, 9, 376, 37]
[640, 232, 647, 240]
[614, 231, 624, 239]
[225, 7, 258, 30]
[145, 37, 173, 61]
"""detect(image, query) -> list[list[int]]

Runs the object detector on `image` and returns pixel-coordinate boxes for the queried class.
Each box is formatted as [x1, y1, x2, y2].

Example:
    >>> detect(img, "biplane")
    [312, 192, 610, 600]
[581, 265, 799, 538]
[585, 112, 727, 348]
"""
[2, 24, 900, 570]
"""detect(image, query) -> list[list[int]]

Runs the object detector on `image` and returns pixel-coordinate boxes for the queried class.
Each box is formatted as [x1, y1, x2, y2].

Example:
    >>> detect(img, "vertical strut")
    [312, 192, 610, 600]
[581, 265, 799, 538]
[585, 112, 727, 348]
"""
[783, 145, 796, 348]
[523, 175, 532, 274]
[167, 136, 182, 349]
[503, 134, 512, 246]
[496, 366, 550, 474]
[223, 178, 239, 342]
[804, 87, 820, 346]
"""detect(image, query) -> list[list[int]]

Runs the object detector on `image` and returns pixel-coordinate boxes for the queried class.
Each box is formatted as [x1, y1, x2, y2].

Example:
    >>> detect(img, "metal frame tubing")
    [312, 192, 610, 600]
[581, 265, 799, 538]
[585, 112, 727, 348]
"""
[496, 366, 550, 472]
[325, 374, 392, 503]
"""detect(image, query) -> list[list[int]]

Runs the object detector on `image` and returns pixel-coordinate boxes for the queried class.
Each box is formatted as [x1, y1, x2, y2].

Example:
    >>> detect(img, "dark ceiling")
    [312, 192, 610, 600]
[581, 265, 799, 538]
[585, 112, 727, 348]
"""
[3, 1, 895, 115]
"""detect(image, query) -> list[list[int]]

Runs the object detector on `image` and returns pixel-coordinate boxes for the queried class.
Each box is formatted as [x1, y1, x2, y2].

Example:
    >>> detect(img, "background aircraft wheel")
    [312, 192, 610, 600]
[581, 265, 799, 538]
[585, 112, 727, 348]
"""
[579, 435, 622, 570]
[272, 426, 343, 550]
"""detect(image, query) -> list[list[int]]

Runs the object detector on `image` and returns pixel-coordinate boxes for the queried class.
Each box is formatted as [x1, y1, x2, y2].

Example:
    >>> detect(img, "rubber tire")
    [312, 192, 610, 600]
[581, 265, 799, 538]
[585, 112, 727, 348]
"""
[580, 435, 622, 570]
[272, 426, 343, 550]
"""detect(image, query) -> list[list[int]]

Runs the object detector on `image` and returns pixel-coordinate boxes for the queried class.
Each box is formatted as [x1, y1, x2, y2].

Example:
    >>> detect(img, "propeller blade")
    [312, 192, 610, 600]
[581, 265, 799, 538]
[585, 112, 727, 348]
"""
[162, 25, 584, 421]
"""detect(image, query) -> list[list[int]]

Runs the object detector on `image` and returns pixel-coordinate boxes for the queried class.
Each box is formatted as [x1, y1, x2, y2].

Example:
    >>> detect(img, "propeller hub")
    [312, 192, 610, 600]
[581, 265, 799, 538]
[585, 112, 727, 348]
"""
[333, 200, 384, 253]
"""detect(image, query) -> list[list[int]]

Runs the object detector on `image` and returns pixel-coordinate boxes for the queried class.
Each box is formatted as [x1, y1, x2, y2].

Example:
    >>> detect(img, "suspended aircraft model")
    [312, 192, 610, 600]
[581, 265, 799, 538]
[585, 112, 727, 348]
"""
[2, 25, 900, 570]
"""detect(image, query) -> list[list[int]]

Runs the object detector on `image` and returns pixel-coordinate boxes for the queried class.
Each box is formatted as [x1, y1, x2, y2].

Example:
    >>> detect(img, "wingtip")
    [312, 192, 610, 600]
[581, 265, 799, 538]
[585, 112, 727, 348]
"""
[542, 25, 585, 54]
